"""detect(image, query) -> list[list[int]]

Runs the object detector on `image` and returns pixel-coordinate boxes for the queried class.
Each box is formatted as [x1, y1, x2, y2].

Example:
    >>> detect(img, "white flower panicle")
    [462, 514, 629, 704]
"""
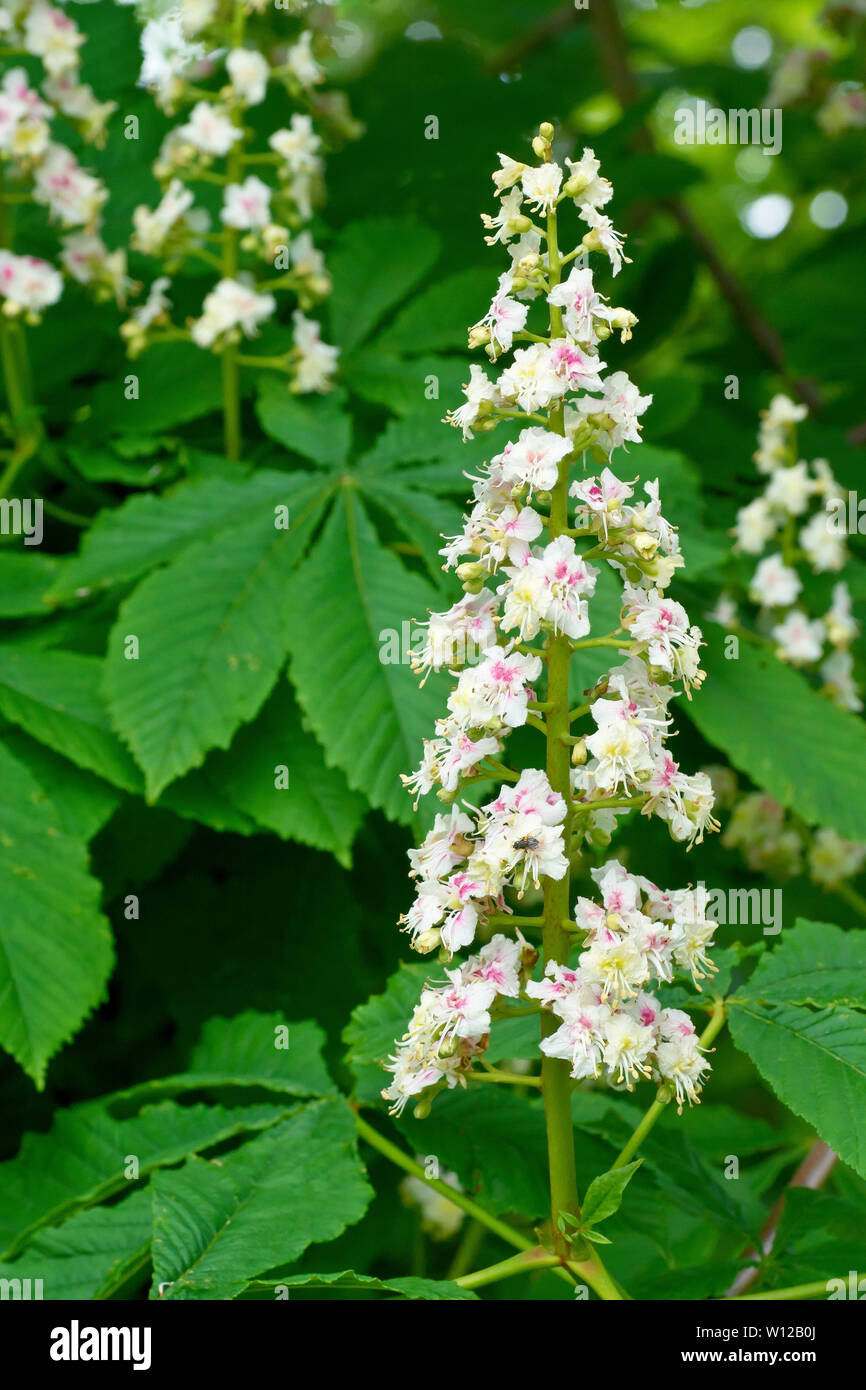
[120, 0, 343, 393]
[0, 3, 124, 317]
[725, 395, 861, 711]
[385, 128, 718, 1121]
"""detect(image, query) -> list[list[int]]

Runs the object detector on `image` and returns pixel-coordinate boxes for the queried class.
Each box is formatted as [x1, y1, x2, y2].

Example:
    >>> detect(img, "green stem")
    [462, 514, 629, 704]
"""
[456, 1247, 561, 1290]
[569, 635, 632, 652]
[468, 1069, 542, 1088]
[539, 194, 582, 1261]
[446, 1219, 487, 1280]
[355, 1112, 531, 1253]
[728, 1279, 842, 1302]
[573, 793, 648, 813]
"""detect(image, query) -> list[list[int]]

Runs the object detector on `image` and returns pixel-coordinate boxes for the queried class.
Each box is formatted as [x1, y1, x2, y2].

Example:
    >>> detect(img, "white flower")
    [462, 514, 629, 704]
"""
[520, 162, 562, 213]
[808, 827, 866, 886]
[547, 264, 606, 343]
[734, 496, 777, 554]
[132, 178, 196, 255]
[800, 509, 846, 573]
[825, 581, 857, 647]
[222, 175, 272, 230]
[492, 152, 526, 193]
[413, 589, 498, 677]
[226, 47, 269, 106]
[586, 716, 654, 794]
[0, 250, 62, 315]
[481, 188, 527, 247]
[33, 143, 106, 227]
[286, 29, 322, 87]
[749, 553, 801, 608]
[622, 585, 703, 684]
[602, 1012, 655, 1084]
[270, 113, 321, 174]
[60, 232, 128, 300]
[128, 275, 172, 329]
[564, 147, 613, 209]
[447, 363, 504, 438]
[821, 649, 862, 712]
[472, 272, 528, 354]
[24, 1, 83, 76]
[498, 342, 565, 413]
[771, 609, 825, 665]
[291, 311, 338, 393]
[578, 371, 652, 449]
[580, 205, 630, 274]
[492, 426, 572, 495]
[139, 13, 205, 99]
[656, 1032, 709, 1110]
[178, 102, 241, 156]
[400, 1170, 464, 1239]
[765, 461, 816, 516]
[501, 535, 598, 642]
[571, 466, 634, 535]
[190, 277, 276, 347]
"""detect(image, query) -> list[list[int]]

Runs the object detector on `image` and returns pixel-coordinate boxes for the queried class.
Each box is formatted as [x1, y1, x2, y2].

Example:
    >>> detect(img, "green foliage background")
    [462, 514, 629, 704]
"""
[1, 0, 865, 1300]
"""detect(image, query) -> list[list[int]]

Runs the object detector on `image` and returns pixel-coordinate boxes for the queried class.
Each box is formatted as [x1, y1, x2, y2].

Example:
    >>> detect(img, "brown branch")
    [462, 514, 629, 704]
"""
[725, 1140, 838, 1297]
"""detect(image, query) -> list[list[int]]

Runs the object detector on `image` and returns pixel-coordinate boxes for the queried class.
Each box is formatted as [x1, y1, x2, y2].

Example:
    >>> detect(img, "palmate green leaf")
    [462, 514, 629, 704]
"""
[151, 1098, 373, 1300]
[254, 379, 351, 466]
[343, 961, 428, 1104]
[104, 485, 330, 800]
[359, 473, 463, 586]
[328, 216, 440, 354]
[114, 1013, 336, 1108]
[48, 466, 329, 605]
[0, 645, 142, 791]
[356, 412, 490, 485]
[82, 341, 223, 434]
[284, 490, 449, 824]
[1, 727, 122, 842]
[628, 1260, 748, 1301]
[0, 552, 62, 616]
[344, 348, 467, 419]
[735, 920, 866, 1011]
[376, 267, 492, 356]
[0, 1189, 152, 1301]
[0, 742, 113, 1089]
[207, 684, 367, 868]
[0, 1098, 290, 1260]
[687, 624, 866, 842]
[244, 1269, 477, 1300]
[730, 1001, 866, 1174]
[158, 765, 260, 835]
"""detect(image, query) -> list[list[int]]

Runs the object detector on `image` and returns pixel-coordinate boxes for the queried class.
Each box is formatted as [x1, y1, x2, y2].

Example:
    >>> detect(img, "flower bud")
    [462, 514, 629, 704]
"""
[468, 323, 491, 349]
[531, 136, 548, 158]
[538, 121, 555, 141]
[630, 530, 659, 560]
[414, 928, 443, 954]
[571, 739, 587, 766]
[456, 560, 486, 587]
